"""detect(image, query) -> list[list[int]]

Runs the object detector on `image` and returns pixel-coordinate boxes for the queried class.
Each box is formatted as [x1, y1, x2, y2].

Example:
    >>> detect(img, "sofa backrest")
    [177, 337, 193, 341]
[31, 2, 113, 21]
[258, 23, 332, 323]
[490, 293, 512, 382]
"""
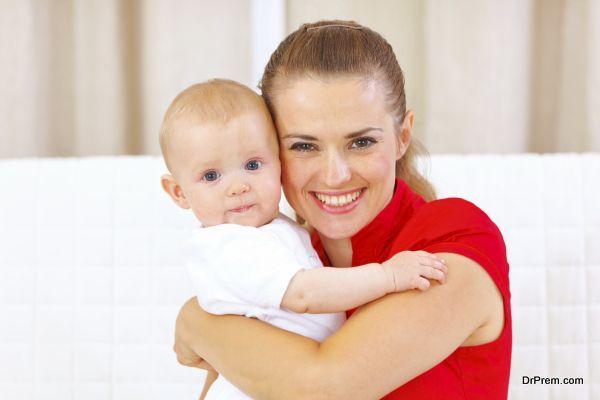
[0, 154, 597, 399]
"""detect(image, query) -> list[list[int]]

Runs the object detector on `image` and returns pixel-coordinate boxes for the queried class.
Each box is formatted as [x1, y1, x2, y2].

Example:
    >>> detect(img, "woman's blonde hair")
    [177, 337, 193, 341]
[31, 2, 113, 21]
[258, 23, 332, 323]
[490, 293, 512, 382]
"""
[259, 20, 436, 201]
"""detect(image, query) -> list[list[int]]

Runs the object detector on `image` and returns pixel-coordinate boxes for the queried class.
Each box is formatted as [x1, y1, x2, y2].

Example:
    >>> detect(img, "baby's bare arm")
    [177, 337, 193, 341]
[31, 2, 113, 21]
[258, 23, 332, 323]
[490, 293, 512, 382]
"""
[281, 263, 390, 313]
[281, 251, 446, 314]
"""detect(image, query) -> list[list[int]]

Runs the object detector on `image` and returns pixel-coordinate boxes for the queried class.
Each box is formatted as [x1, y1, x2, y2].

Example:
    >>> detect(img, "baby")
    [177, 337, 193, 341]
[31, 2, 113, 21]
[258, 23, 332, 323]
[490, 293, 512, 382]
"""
[159, 79, 446, 399]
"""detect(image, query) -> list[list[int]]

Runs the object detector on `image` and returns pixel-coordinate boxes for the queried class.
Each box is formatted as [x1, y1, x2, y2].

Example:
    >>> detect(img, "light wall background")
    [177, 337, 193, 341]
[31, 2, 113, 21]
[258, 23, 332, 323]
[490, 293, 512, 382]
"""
[1, 0, 599, 158]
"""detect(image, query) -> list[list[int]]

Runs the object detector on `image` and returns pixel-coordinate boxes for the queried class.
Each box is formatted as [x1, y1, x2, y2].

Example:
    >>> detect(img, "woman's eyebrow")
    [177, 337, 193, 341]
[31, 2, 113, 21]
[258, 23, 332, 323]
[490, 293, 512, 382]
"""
[281, 133, 317, 140]
[345, 127, 383, 139]
[281, 127, 383, 141]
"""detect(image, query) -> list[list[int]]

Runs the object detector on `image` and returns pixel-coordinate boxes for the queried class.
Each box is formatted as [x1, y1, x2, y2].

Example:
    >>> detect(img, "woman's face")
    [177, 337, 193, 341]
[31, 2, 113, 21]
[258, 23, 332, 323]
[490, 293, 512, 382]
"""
[273, 76, 410, 240]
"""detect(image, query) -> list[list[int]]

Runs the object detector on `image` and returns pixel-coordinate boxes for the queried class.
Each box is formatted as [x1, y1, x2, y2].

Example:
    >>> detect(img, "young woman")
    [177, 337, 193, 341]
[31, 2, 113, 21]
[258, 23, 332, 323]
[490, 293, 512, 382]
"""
[173, 20, 511, 399]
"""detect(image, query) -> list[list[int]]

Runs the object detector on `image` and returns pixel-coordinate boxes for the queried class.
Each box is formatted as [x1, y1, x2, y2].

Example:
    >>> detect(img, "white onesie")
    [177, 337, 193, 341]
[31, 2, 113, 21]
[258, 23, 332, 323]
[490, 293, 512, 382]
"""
[184, 213, 345, 399]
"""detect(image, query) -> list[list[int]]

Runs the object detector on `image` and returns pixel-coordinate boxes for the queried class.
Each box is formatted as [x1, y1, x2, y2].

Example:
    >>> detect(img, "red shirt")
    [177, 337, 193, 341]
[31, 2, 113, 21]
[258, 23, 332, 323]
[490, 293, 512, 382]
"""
[312, 179, 512, 399]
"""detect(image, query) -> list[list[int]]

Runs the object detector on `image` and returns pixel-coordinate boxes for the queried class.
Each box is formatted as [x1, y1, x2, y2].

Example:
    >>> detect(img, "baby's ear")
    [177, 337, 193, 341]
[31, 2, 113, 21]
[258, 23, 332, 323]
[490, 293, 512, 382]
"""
[161, 174, 190, 209]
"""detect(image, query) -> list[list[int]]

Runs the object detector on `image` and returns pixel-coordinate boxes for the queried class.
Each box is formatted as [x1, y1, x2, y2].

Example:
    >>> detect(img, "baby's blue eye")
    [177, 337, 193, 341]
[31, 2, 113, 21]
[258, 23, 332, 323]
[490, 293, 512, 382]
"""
[246, 160, 262, 170]
[202, 170, 220, 181]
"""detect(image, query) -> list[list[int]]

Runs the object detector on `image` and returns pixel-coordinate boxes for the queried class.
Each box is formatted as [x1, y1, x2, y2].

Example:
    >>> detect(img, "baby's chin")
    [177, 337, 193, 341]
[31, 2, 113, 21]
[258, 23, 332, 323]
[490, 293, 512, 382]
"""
[223, 207, 280, 228]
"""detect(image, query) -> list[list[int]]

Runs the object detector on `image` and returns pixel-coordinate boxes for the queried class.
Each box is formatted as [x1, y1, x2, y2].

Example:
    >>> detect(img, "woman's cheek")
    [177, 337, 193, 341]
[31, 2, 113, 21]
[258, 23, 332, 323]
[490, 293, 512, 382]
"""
[280, 156, 310, 210]
[281, 153, 304, 185]
[360, 149, 397, 181]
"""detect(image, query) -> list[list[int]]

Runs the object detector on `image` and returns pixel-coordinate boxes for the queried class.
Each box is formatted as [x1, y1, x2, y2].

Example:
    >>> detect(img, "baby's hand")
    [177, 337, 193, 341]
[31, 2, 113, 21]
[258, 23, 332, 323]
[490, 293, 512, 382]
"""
[382, 251, 447, 292]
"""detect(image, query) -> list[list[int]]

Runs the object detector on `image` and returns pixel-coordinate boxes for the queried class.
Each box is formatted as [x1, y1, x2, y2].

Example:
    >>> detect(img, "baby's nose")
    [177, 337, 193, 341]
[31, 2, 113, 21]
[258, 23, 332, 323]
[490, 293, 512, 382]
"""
[228, 181, 250, 196]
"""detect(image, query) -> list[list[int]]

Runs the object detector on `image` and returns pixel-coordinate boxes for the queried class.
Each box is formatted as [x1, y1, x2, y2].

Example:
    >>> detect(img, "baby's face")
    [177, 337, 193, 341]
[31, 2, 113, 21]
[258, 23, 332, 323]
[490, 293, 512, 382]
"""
[170, 109, 281, 227]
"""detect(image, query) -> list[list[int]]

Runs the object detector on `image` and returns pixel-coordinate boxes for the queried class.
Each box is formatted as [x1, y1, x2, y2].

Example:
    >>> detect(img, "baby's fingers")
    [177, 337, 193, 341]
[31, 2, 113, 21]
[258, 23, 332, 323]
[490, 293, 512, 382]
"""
[418, 253, 447, 273]
[414, 276, 431, 291]
[420, 265, 446, 284]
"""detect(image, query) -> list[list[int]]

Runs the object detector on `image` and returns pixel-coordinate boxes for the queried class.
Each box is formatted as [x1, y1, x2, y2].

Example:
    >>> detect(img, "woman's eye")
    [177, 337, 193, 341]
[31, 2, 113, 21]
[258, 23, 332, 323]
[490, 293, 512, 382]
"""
[245, 159, 262, 170]
[202, 170, 220, 181]
[350, 137, 377, 149]
[289, 142, 316, 152]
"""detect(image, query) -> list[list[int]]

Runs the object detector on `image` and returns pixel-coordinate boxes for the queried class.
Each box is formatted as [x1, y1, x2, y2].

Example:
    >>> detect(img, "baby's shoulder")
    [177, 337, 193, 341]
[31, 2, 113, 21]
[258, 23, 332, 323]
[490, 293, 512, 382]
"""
[261, 214, 313, 250]
[261, 213, 306, 236]
[186, 224, 266, 254]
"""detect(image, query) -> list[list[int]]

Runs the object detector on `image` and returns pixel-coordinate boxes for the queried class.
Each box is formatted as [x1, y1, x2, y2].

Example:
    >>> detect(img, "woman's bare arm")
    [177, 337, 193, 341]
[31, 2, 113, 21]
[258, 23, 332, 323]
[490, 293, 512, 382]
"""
[174, 253, 504, 399]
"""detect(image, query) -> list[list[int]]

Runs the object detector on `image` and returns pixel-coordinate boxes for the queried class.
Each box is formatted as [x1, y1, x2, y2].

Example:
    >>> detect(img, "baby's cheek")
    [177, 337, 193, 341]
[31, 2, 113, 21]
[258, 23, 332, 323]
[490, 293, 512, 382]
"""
[267, 184, 282, 211]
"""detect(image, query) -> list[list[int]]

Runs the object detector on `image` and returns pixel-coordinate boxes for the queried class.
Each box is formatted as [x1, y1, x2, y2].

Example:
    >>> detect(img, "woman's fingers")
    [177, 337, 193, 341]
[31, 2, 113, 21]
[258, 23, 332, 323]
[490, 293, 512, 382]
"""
[197, 360, 217, 371]
[177, 354, 203, 368]
[177, 356, 215, 371]
[175, 348, 204, 368]
[173, 339, 212, 369]
[174, 343, 216, 370]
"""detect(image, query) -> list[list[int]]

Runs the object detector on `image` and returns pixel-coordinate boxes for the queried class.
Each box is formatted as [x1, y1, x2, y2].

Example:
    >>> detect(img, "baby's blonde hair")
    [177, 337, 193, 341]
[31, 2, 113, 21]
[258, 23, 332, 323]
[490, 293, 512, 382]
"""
[159, 79, 270, 171]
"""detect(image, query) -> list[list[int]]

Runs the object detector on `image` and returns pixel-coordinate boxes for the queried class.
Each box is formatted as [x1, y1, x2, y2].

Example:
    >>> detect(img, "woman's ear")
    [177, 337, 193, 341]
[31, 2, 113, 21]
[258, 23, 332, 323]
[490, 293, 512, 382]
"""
[161, 174, 190, 209]
[396, 110, 414, 160]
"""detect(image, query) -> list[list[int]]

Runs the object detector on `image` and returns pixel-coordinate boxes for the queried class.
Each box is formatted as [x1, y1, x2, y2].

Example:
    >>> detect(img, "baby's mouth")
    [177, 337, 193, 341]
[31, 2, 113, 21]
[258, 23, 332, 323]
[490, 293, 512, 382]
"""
[229, 204, 253, 213]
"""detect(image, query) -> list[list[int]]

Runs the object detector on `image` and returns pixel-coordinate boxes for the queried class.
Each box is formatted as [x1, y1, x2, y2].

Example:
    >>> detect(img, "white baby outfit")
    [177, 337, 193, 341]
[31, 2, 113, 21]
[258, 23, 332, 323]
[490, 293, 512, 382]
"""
[184, 214, 345, 399]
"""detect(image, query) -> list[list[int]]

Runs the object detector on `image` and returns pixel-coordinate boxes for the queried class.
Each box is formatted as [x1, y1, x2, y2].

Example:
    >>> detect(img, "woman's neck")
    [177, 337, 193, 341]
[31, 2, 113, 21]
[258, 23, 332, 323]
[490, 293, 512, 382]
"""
[320, 235, 353, 267]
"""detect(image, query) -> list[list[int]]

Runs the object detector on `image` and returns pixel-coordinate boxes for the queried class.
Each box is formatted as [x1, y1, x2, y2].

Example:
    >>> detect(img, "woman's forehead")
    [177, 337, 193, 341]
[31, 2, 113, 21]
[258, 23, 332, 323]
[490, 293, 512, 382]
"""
[272, 77, 392, 135]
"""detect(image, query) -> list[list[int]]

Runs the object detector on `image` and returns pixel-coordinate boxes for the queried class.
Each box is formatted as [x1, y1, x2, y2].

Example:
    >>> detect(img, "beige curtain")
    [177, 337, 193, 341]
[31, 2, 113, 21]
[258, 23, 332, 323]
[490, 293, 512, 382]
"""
[0, 0, 253, 158]
[289, 0, 600, 154]
[1, 0, 599, 158]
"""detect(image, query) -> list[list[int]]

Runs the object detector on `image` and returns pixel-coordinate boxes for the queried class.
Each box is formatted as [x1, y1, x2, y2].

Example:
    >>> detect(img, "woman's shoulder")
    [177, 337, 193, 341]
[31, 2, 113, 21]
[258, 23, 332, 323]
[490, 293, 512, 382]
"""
[409, 197, 503, 240]
[419, 196, 493, 221]
[392, 196, 509, 281]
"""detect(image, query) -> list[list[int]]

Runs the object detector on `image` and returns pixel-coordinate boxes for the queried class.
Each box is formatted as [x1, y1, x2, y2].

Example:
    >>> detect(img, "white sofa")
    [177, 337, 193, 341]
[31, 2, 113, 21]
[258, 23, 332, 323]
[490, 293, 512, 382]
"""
[0, 154, 598, 400]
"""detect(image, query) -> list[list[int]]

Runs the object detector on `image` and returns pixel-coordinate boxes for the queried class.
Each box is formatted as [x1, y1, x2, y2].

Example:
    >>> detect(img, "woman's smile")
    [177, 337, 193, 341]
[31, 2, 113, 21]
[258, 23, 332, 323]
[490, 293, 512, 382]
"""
[311, 188, 365, 213]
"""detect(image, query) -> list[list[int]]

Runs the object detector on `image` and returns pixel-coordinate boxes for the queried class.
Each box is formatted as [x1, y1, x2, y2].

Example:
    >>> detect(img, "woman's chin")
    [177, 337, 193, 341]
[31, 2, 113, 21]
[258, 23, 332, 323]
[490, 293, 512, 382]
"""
[312, 218, 364, 241]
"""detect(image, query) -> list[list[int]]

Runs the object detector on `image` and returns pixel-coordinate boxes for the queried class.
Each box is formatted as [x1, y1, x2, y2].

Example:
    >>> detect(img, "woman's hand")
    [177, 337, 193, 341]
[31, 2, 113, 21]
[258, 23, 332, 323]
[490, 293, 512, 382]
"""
[173, 339, 215, 370]
[382, 250, 447, 292]
[173, 300, 219, 400]
[173, 297, 216, 371]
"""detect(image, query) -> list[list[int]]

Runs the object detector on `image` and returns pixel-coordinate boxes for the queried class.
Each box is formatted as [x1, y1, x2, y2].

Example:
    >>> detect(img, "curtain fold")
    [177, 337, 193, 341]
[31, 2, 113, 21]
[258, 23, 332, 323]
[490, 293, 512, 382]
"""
[1, 0, 598, 158]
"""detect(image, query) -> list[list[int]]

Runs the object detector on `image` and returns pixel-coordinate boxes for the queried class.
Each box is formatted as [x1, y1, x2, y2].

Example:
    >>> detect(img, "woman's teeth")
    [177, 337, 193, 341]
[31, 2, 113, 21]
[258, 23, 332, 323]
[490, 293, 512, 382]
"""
[315, 190, 361, 207]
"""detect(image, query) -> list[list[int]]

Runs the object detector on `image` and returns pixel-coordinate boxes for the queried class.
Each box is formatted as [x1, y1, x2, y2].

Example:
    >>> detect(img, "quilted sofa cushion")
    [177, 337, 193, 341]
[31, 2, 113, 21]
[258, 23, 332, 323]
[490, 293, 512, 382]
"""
[0, 154, 597, 399]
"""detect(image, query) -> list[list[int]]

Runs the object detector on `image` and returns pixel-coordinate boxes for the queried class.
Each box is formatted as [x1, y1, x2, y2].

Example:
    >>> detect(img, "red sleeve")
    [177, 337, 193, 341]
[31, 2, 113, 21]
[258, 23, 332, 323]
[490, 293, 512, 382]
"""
[390, 198, 509, 293]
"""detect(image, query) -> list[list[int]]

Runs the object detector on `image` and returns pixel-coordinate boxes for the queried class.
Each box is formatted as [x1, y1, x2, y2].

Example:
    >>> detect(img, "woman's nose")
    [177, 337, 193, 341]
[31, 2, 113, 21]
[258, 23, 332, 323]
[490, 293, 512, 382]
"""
[323, 152, 351, 186]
